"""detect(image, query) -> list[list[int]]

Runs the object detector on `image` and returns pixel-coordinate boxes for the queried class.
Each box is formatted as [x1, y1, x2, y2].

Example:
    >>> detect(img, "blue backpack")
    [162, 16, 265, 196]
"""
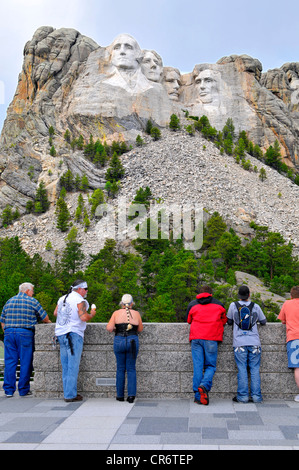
[234, 302, 255, 331]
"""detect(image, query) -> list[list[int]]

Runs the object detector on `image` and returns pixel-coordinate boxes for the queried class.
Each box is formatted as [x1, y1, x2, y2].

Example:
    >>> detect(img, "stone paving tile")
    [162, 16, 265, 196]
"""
[5, 431, 45, 443]
[202, 427, 229, 440]
[2, 393, 299, 449]
[136, 417, 189, 435]
[279, 426, 299, 440]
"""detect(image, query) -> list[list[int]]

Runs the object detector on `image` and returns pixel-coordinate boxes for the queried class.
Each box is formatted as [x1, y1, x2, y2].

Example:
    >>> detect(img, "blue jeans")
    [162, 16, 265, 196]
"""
[3, 328, 34, 396]
[114, 335, 139, 398]
[234, 346, 263, 402]
[191, 339, 218, 400]
[57, 332, 84, 400]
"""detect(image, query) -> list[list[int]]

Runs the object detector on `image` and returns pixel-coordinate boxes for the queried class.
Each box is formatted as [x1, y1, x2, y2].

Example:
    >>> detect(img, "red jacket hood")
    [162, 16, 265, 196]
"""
[196, 293, 212, 305]
[196, 293, 212, 300]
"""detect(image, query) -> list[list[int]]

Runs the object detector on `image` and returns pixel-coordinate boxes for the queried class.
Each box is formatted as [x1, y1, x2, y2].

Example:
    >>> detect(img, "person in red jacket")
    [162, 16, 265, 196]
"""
[186, 285, 227, 405]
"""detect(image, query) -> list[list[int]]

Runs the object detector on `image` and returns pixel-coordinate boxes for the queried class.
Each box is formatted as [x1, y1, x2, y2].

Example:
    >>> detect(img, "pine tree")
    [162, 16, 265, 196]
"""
[259, 167, 267, 182]
[1, 206, 14, 226]
[56, 197, 70, 232]
[90, 189, 105, 217]
[61, 238, 84, 274]
[136, 135, 144, 146]
[34, 181, 50, 213]
[264, 140, 282, 171]
[169, 113, 180, 131]
[64, 129, 71, 143]
[145, 119, 153, 135]
[80, 174, 89, 192]
[50, 146, 56, 157]
[150, 127, 161, 141]
[60, 170, 74, 191]
[105, 152, 125, 182]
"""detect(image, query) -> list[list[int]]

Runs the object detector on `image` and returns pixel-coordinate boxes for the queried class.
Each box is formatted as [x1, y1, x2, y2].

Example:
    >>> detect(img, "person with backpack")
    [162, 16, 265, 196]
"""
[226, 285, 266, 403]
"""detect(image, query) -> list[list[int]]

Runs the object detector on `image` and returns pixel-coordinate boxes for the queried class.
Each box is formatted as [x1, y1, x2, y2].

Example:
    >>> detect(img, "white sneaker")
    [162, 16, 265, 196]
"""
[294, 394, 299, 402]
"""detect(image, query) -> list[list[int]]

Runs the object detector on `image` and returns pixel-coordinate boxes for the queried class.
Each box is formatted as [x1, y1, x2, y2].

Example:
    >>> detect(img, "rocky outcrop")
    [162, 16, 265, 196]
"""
[1, 126, 299, 266]
[0, 27, 299, 215]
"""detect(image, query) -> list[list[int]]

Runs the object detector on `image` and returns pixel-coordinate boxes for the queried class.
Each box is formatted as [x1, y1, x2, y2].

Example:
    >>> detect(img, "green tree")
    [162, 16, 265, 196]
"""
[202, 211, 227, 249]
[105, 180, 120, 198]
[150, 127, 161, 141]
[185, 124, 195, 136]
[145, 294, 176, 322]
[234, 138, 246, 158]
[215, 230, 241, 272]
[60, 170, 74, 191]
[145, 119, 153, 135]
[61, 238, 84, 274]
[1, 206, 14, 226]
[90, 188, 105, 217]
[169, 113, 180, 131]
[80, 174, 89, 192]
[136, 134, 144, 146]
[105, 152, 125, 182]
[264, 140, 282, 171]
[50, 146, 56, 157]
[56, 197, 70, 232]
[34, 181, 50, 213]
[64, 129, 71, 143]
[259, 167, 267, 182]
[223, 118, 236, 140]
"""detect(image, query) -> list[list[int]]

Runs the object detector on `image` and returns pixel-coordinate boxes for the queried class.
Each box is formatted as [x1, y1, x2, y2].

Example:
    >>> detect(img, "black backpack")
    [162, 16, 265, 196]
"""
[234, 301, 255, 331]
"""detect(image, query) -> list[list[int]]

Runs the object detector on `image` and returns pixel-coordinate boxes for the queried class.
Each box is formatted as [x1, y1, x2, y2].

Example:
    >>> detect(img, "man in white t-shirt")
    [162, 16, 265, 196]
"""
[226, 286, 266, 403]
[54, 280, 96, 402]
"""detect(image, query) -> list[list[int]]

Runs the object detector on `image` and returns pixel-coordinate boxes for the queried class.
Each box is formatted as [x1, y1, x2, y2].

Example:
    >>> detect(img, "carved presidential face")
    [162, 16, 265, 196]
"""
[195, 69, 220, 104]
[110, 34, 141, 71]
[141, 51, 163, 82]
[163, 69, 181, 100]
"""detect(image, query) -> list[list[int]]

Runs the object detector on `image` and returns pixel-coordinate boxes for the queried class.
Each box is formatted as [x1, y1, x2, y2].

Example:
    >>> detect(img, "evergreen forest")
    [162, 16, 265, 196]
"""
[0, 208, 298, 342]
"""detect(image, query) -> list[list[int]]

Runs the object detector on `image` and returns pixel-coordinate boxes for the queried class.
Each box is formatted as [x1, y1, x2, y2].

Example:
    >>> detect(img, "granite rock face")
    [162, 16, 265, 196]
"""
[0, 27, 299, 213]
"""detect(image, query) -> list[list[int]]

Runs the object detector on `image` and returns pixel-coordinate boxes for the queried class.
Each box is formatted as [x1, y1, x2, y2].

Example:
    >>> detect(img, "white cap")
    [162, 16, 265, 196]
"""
[121, 294, 133, 305]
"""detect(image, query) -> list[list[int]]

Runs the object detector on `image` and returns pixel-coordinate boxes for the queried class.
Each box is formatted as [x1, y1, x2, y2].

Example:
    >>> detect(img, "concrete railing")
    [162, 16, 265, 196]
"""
[33, 323, 297, 399]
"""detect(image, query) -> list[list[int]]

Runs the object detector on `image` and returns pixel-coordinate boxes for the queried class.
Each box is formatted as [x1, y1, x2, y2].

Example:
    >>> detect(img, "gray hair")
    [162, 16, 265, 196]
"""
[120, 294, 134, 307]
[19, 282, 34, 293]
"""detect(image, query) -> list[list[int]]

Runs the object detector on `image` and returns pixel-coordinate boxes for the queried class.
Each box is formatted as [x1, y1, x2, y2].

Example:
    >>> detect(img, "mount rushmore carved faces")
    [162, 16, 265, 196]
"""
[194, 69, 222, 105]
[141, 50, 163, 83]
[162, 67, 182, 101]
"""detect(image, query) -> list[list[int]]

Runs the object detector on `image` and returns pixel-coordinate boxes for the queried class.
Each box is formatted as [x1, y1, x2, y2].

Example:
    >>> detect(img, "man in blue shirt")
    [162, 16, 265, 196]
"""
[0, 282, 51, 397]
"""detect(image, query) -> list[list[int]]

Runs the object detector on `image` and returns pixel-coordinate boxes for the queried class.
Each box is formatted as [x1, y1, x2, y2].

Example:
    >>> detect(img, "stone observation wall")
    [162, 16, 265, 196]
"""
[34, 323, 297, 400]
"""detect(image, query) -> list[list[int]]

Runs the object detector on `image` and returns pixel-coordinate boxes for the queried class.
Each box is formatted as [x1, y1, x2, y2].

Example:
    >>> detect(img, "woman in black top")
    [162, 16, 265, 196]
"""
[107, 294, 143, 402]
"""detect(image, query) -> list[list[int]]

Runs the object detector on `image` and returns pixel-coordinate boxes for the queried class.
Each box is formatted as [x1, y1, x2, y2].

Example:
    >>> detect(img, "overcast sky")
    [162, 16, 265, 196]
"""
[0, 0, 298, 132]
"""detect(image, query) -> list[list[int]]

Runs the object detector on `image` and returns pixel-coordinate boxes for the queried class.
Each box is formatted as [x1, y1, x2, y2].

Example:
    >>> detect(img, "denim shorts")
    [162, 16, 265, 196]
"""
[287, 340, 299, 368]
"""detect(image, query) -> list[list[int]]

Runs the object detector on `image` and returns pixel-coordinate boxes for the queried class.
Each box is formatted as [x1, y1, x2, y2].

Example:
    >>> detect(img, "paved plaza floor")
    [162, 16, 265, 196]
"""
[1, 391, 299, 451]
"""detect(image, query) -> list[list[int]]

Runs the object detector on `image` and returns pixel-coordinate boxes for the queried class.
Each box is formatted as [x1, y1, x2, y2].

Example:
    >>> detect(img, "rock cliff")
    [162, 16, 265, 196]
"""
[0, 26, 298, 229]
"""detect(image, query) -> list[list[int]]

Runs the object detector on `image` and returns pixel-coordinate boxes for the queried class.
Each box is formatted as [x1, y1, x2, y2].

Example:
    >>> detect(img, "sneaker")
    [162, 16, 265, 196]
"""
[294, 394, 299, 402]
[20, 391, 33, 397]
[5, 393, 13, 398]
[194, 398, 201, 405]
[64, 394, 83, 402]
[232, 396, 250, 403]
[127, 396, 135, 403]
[198, 385, 209, 405]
